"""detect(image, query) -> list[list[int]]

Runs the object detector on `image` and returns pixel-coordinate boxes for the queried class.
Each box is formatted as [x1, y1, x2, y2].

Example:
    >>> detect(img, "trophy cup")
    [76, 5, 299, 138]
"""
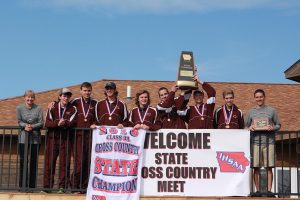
[177, 51, 198, 90]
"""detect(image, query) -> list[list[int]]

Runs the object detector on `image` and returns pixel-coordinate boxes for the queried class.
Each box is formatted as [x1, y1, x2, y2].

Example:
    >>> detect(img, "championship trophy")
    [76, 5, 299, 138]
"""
[177, 51, 198, 90]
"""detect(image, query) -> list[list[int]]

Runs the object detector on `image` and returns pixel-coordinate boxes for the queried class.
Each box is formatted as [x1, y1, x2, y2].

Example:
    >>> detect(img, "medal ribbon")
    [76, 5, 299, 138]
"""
[58, 103, 66, 119]
[81, 97, 91, 120]
[105, 99, 119, 119]
[223, 105, 233, 126]
[195, 104, 205, 117]
[138, 106, 150, 123]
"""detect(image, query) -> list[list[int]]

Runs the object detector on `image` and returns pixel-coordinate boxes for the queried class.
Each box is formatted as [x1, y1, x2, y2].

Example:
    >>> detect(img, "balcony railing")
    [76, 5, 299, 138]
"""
[0, 126, 299, 197]
[0, 126, 93, 194]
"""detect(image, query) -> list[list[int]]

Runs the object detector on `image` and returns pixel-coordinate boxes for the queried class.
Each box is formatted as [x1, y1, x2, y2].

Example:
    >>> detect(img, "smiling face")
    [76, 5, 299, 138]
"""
[59, 94, 71, 106]
[254, 92, 265, 107]
[224, 94, 234, 108]
[193, 92, 204, 104]
[138, 92, 149, 107]
[105, 87, 116, 98]
[80, 86, 92, 100]
[24, 94, 35, 107]
[158, 89, 169, 102]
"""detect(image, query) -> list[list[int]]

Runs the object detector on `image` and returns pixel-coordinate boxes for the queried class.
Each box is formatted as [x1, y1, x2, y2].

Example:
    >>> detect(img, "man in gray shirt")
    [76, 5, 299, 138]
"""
[245, 89, 281, 197]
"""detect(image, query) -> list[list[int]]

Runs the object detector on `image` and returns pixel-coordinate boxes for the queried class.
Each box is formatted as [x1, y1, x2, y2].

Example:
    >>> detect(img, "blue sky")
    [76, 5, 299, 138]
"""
[1, 0, 300, 99]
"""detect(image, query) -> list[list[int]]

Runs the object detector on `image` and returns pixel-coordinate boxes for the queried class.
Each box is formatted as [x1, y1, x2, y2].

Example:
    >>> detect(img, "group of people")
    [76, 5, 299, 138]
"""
[16, 75, 281, 197]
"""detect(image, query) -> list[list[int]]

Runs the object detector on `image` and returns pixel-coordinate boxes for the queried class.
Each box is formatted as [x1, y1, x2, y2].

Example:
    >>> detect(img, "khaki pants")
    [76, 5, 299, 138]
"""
[252, 144, 275, 167]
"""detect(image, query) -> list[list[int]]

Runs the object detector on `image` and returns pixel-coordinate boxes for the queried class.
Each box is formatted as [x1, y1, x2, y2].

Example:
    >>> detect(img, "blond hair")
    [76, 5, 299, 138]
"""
[222, 89, 234, 98]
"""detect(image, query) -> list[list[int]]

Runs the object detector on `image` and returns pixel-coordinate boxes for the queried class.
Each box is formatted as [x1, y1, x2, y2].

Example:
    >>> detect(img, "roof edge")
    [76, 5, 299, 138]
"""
[100, 79, 299, 85]
[284, 59, 300, 73]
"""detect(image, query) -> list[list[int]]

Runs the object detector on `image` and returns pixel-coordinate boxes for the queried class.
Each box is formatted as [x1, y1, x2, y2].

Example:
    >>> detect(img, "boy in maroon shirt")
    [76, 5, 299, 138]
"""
[70, 82, 97, 193]
[44, 88, 77, 193]
[213, 89, 244, 129]
[129, 90, 160, 131]
[156, 85, 191, 129]
[179, 75, 216, 129]
[91, 82, 128, 128]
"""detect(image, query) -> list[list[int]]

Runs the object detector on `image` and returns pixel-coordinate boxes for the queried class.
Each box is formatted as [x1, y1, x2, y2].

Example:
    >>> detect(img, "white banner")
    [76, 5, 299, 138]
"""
[86, 126, 146, 200]
[140, 129, 251, 196]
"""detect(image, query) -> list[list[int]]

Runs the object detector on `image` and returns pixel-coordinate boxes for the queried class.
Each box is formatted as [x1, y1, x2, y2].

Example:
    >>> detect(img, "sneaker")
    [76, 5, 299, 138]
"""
[57, 188, 65, 194]
[250, 191, 261, 197]
[267, 191, 276, 198]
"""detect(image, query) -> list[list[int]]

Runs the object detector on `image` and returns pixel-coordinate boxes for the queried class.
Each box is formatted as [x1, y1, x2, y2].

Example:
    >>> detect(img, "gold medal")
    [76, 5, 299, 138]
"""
[195, 104, 205, 121]
[137, 106, 150, 124]
[81, 97, 91, 123]
[106, 99, 118, 122]
[223, 105, 233, 129]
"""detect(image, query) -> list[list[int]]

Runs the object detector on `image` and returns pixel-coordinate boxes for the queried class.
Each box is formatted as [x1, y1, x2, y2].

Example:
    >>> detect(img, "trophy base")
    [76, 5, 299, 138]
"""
[177, 80, 198, 90]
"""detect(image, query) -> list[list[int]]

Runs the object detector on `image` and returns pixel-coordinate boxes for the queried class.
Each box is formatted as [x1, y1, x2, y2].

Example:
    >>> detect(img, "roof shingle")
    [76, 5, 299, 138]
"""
[1, 79, 299, 130]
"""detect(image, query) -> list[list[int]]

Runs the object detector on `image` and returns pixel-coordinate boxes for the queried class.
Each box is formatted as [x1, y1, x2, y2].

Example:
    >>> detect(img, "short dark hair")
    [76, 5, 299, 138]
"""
[254, 89, 265, 97]
[135, 90, 151, 106]
[158, 87, 168, 96]
[80, 82, 92, 90]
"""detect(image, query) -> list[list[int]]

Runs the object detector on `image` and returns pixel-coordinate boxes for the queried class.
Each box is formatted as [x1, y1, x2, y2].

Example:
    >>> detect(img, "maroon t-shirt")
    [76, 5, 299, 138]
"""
[95, 98, 128, 126]
[213, 104, 244, 129]
[181, 82, 216, 129]
[71, 97, 97, 128]
[128, 105, 160, 131]
[45, 101, 77, 138]
[157, 91, 189, 129]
